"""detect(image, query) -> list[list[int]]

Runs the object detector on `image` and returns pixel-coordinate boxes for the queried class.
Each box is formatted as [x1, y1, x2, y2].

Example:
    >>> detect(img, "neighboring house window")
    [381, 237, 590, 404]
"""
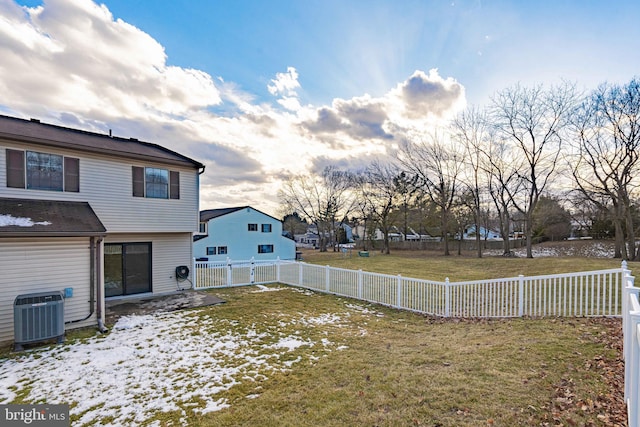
[248, 223, 258, 231]
[258, 244, 274, 254]
[218, 246, 228, 255]
[5, 149, 79, 192]
[199, 222, 208, 234]
[261, 224, 272, 233]
[207, 247, 216, 255]
[132, 166, 179, 199]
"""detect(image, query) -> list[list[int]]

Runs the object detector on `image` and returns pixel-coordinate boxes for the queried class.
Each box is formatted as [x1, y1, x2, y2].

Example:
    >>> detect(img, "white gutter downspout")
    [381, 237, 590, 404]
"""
[95, 237, 108, 332]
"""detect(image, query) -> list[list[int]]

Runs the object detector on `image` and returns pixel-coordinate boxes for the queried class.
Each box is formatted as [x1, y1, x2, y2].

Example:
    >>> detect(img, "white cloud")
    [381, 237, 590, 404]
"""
[267, 66, 300, 97]
[0, 0, 466, 215]
[0, 0, 221, 120]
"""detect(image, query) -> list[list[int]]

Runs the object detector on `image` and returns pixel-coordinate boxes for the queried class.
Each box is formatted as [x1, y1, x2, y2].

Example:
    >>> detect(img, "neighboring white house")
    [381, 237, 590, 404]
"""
[0, 115, 204, 344]
[194, 206, 296, 261]
[460, 225, 502, 240]
[353, 225, 436, 242]
[294, 223, 354, 248]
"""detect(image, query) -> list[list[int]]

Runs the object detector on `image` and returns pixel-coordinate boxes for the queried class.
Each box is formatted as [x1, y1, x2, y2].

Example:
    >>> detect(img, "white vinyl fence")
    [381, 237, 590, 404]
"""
[195, 258, 638, 425]
[194, 258, 624, 317]
[622, 261, 640, 427]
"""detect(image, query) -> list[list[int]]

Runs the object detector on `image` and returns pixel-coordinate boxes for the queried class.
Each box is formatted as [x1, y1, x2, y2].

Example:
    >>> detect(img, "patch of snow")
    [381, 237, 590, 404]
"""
[194, 398, 230, 415]
[283, 356, 302, 367]
[269, 337, 313, 351]
[0, 214, 51, 227]
[289, 287, 316, 296]
[300, 313, 343, 326]
[484, 241, 616, 258]
[251, 285, 287, 292]
[113, 314, 155, 330]
[345, 303, 384, 316]
[0, 309, 346, 426]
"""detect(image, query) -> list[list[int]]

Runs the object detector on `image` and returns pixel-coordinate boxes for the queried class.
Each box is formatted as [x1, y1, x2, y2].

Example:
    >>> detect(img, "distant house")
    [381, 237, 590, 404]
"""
[194, 206, 295, 261]
[0, 115, 204, 345]
[294, 230, 319, 248]
[294, 223, 354, 248]
[353, 225, 436, 242]
[460, 225, 501, 240]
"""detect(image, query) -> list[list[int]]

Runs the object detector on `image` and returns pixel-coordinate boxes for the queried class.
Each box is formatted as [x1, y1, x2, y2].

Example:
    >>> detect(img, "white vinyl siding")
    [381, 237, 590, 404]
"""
[0, 238, 95, 343]
[194, 207, 296, 261]
[104, 232, 193, 296]
[0, 142, 200, 233]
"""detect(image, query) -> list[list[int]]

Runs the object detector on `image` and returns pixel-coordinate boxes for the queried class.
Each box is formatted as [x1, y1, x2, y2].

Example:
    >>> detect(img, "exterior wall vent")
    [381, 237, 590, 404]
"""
[14, 291, 65, 351]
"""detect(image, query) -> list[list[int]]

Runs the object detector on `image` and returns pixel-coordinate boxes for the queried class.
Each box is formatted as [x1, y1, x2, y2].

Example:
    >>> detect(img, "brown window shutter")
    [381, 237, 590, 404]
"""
[169, 170, 180, 199]
[6, 149, 25, 188]
[132, 166, 144, 197]
[64, 157, 80, 192]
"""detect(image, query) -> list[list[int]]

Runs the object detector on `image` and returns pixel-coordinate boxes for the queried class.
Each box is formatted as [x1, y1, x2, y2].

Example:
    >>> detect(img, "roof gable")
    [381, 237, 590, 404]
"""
[200, 206, 281, 223]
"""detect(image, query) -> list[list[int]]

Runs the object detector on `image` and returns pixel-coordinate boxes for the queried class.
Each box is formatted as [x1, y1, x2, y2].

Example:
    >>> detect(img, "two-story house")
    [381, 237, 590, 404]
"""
[193, 206, 296, 261]
[0, 115, 204, 344]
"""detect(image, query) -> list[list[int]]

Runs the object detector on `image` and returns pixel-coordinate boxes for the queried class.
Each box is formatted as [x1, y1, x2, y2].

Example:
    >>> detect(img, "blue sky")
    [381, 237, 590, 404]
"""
[3, 0, 640, 213]
[93, 0, 640, 105]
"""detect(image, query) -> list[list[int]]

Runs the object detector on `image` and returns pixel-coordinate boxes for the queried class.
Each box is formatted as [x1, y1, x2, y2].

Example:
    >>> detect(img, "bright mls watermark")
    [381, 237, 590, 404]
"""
[1, 404, 69, 426]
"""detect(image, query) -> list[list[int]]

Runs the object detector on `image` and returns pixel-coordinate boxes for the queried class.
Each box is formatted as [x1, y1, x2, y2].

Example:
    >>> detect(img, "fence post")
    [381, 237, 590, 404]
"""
[192, 258, 197, 289]
[298, 262, 303, 287]
[625, 311, 640, 420]
[250, 257, 255, 284]
[276, 257, 281, 283]
[226, 257, 232, 287]
[358, 269, 363, 300]
[397, 274, 402, 308]
[326, 265, 330, 292]
[518, 275, 525, 317]
[445, 277, 450, 317]
[624, 274, 638, 363]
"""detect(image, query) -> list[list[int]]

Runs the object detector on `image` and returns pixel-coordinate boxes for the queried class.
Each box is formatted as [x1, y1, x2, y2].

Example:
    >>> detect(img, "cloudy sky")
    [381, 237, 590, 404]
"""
[2, 0, 640, 215]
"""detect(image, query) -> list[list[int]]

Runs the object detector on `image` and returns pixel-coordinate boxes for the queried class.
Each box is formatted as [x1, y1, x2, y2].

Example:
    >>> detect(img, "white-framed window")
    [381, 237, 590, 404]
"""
[258, 244, 274, 254]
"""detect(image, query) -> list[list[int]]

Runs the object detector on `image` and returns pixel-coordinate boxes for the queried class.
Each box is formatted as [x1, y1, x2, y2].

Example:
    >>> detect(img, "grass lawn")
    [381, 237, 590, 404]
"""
[1, 245, 628, 426]
[195, 285, 622, 426]
[298, 246, 637, 282]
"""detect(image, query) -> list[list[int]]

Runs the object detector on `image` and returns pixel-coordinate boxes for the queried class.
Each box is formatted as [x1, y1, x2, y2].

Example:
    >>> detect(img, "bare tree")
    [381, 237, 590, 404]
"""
[451, 106, 491, 258]
[489, 82, 578, 258]
[569, 78, 640, 260]
[398, 131, 462, 256]
[354, 160, 405, 254]
[484, 135, 522, 256]
[279, 166, 354, 252]
[393, 171, 419, 241]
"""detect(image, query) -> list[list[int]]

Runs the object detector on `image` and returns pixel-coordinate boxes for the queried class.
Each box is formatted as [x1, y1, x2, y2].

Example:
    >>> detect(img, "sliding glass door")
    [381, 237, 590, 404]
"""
[104, 243, 152, 297]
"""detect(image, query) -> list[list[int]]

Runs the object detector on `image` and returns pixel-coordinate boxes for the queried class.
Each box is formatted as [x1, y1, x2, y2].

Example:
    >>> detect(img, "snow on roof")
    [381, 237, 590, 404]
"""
[0, 288, 374, 425]
[0, 213, 51, 227]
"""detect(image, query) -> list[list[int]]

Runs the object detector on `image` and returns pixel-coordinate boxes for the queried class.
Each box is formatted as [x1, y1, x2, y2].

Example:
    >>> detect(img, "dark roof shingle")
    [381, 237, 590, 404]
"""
[0, 198, 106, 237]
[0, 115, 204, 170]
[200, 206, 248, 222]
